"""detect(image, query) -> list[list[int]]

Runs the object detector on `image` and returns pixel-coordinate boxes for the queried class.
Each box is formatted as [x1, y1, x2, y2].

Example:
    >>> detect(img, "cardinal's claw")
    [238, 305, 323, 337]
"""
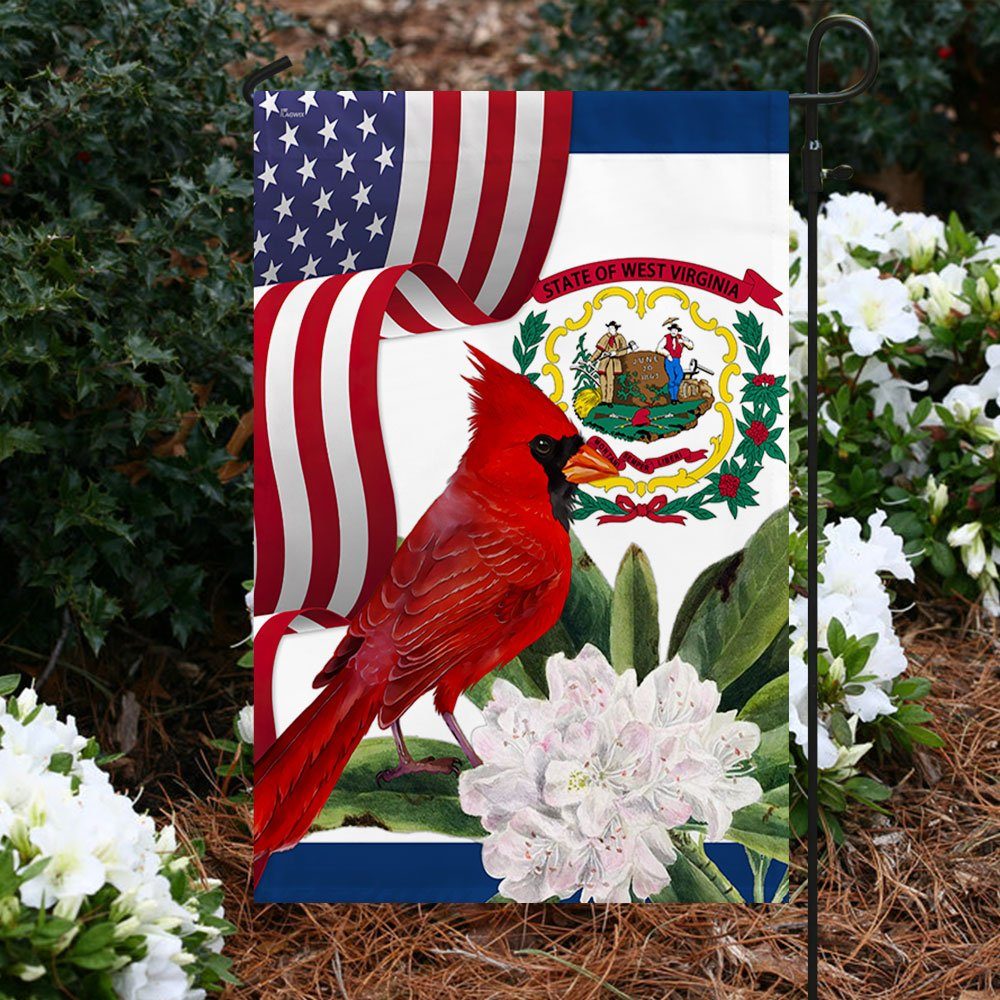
[376, 756, 462, 785]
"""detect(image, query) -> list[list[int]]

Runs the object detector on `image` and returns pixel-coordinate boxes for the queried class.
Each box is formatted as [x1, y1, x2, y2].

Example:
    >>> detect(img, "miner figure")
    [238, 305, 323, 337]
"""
[657, 316, 694, 403]
[589, 320, 628, 405]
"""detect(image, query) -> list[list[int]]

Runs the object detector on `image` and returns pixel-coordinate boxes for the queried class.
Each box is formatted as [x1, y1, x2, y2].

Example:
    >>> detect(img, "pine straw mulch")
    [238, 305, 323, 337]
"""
[171, 611, 999, 999]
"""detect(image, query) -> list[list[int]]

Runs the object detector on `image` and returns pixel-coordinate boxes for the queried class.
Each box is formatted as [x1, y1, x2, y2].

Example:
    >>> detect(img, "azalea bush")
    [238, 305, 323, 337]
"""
[787, 509, 941, 842]
[789, 193, 1000, 617]
[0, 675, 232, 998]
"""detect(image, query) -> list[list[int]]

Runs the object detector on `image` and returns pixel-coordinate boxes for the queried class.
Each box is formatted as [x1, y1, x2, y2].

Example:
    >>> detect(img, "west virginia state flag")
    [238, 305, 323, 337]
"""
[252, 90, 790, 904]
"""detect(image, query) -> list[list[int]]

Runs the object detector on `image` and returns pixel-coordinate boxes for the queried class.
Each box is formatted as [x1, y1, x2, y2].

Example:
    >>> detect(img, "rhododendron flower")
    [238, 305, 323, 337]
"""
[459, 647, 762, 904]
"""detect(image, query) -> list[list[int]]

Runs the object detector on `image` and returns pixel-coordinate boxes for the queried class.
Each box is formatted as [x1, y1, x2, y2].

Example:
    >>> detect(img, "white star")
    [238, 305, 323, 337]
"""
[338, 91, 357, 107]
[278, 122, 299, 153]
[351, 180, 372, 211]
[287, 224, 308, 252]
[253, 131, 259, 153]
[259, 92, 279, 120]
[339, 247, 360, 272]
[257, 160, 277, 191]
[300, 254, 321, 279]
[317, 116, 339, 148]
[312, 187, 333, 216]
[335, 149, 356, 179]
[365, 212, 386, 241]
[326, 218, 347, 246]
[273, 193, 294, 221]
[356, 109, 378, 141]
[253, 230, 269, 257]
[298, 91, 318, 112]
[382, 91, 396, 101]
[374, 142, 395, 174]
[260, 259, 282, 284]
[296, 153, 317, 185]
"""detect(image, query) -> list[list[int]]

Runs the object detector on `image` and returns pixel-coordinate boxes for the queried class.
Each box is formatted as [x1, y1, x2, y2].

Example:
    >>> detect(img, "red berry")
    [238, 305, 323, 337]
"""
[746, 420, 769, 446]
[635, 16, 649, 28]
[937, 45, 954, 59]
[75, 150, 92, 163]
[753, 373, 775, 387]
[0, 172, 12, 187]
[718, 473, 741, 498]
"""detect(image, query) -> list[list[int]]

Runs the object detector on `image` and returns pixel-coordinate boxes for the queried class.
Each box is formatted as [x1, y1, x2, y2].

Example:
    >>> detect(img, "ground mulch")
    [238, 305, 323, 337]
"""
[173, 611, 999, 999]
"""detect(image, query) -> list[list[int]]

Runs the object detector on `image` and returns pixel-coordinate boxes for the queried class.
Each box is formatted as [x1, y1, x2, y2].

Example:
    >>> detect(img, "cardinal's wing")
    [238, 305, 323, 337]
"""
[365, 502, 558, 726]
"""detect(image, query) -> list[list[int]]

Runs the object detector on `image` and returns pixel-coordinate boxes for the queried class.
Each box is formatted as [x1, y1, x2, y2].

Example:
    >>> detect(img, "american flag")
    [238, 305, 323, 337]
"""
[252, 90, 572, 622]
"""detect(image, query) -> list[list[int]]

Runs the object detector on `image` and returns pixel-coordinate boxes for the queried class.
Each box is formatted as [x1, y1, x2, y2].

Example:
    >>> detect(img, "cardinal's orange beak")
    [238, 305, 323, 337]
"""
[562, 444, 619, 485]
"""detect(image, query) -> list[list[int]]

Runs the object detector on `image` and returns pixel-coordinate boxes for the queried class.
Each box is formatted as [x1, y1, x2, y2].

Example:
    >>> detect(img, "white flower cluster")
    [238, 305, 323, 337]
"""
[458, 646, 762, 904]
[0, 686, 224, 999]
[789, 510, 913, 768]
[789, 193, 1000, 419]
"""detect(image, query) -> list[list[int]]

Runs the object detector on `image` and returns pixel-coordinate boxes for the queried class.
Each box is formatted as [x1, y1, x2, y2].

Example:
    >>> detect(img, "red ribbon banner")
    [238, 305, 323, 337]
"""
[533, 257, 783, 314]
[587, 436, 707, 474]
[597, 495, 686, 526]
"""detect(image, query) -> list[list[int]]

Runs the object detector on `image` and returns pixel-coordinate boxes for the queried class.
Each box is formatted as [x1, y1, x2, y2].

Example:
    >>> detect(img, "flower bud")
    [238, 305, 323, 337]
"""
[828, 656, 846, 685]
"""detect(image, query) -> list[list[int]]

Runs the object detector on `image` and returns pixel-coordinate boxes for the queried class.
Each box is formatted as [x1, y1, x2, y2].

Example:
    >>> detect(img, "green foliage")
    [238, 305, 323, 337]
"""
[517, 0, 1000, 229]
[799, 212, 1000, 607]
[512, 310, 549, 384]
[0, 0, 390, 654]
[608, 543, 659, 680]
[309, 737, 484, 838]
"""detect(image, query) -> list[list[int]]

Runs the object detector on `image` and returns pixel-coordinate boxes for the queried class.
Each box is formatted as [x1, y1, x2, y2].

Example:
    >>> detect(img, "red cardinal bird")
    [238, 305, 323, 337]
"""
[254, 346, 618, 874]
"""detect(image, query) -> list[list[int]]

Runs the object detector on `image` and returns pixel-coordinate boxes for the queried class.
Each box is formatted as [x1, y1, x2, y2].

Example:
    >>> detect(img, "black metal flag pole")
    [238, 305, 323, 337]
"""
[790, 14, 879, 998]
[240, 17, 880, 993]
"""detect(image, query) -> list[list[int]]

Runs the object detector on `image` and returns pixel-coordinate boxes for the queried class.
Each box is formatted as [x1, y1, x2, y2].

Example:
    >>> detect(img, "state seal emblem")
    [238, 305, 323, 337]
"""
[512, 268, 787, 527]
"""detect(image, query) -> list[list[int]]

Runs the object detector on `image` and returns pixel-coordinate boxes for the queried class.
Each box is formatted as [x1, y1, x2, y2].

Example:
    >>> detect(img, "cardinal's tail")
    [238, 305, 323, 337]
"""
[253, 668, 380, 884]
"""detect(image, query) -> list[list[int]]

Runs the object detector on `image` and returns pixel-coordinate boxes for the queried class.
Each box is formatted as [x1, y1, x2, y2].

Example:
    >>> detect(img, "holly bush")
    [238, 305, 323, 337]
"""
[516, 0, 1000, 230]
[0, 0, 390, 654]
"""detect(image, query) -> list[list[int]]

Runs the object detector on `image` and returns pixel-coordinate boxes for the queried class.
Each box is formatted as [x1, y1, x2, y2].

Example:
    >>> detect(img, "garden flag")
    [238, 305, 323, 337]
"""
[252, 90, 791, 903]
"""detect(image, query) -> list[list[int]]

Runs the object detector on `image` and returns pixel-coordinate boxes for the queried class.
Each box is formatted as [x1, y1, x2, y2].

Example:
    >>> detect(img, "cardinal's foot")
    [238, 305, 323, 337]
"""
[376, 756, 462, 785]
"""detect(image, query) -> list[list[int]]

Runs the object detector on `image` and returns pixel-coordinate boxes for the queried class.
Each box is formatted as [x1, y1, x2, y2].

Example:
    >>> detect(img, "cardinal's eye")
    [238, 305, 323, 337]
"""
[530, 435, 555, 456]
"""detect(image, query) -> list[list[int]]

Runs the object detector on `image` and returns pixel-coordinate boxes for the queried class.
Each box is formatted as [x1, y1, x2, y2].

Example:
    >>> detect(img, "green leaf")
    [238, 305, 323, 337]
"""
[726, 791, 790, 862]
[751, 725, 789, 791]
[559, 531, 613, 658]
[667, 551, 739, 657]
[651, 837, 743, 903]
[0, 425, 44, 463]
[738, 674, 789, 733]
[677, 507, 788, 688]
[311, 737, 485, 839]
[719, 625, 788, 714]
[0, 674, 20, 697]
[466, 655, 545, 710]
[609, 544, 659, 679]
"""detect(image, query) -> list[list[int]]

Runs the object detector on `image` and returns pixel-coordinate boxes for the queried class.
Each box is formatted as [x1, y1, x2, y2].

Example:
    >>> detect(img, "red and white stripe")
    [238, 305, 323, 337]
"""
[252, 91, 571, 620]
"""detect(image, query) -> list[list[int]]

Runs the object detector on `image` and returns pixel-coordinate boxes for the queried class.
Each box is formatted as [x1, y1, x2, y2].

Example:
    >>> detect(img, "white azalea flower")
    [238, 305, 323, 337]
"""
[822, 268, 920, 356]
[460, 647, 763, 904]
[906, 263, 970, 325]
[236, 704, 254, 745]
[789, 511, 912, 762]
[886, 211, 946, 269]
[822, 192, 898, 254]
[0, 685, 228, 996]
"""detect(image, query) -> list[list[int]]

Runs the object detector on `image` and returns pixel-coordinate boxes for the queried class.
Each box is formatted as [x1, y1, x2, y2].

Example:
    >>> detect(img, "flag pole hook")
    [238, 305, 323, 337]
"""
[241, 57, 292, 106]
[789, 14, 878, 1000]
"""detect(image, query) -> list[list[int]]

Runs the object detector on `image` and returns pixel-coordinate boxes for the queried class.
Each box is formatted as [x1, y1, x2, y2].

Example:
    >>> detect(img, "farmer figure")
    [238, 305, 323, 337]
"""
[590, 320, 628, 404]
[657, 317, 693, 403]
[589, 320, 628, 405]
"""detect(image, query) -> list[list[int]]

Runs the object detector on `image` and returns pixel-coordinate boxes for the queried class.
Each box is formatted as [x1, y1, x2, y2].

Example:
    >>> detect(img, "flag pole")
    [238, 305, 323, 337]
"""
[789, 14, 878, 999]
